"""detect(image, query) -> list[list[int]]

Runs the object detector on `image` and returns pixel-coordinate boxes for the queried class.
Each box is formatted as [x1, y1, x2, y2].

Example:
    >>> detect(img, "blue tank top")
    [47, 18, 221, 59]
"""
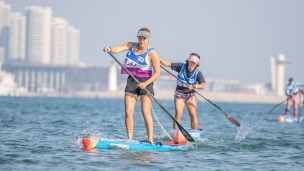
[176, 64, 199, 87]
[121, 44, 154, 78]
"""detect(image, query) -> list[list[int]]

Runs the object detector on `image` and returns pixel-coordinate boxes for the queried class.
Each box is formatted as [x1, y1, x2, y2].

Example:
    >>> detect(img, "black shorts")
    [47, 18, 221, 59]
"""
[124, 75, 154, 96]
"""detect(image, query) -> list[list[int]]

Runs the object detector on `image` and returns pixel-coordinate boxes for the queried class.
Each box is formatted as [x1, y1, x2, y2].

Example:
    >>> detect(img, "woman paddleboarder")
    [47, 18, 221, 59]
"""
[103, 28, 160, 144]
[160, 53, 205, 130]
[284, 77, 304, 119]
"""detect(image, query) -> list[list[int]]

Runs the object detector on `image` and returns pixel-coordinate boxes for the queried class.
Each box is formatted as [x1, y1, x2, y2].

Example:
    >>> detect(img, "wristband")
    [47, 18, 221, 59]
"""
[195, 84, 198, 89]
[108, 47, 112, 52]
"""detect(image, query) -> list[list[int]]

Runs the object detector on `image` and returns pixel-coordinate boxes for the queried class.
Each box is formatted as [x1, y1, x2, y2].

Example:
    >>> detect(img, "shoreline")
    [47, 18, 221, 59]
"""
[10, 89, 288, 104]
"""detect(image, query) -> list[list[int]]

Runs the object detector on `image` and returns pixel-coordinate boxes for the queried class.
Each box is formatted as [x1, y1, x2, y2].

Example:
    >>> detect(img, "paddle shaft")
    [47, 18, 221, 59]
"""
[267, 99, 287, 114]
[108, 52, 195, 142]
[160, 65, 241, 127]
[268, 90, 302, 114]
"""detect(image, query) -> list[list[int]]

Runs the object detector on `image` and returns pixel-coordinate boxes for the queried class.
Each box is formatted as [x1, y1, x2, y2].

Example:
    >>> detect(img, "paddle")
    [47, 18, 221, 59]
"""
[107, 52, 195, 142]
[267, 99, 287, 114]
[268, 89, 303, 114]
[160, 65, 241, 127]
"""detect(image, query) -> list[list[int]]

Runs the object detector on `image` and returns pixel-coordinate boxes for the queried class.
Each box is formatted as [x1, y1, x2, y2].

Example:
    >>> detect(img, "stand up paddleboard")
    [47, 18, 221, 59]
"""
[278, 115, 303, 123]
[82, 129, 204, 151]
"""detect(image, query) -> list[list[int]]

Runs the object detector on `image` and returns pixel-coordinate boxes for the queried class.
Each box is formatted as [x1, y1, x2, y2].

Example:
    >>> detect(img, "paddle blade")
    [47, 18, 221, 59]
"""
[176, 123, 195, 142]
[227, 115, 241, 127]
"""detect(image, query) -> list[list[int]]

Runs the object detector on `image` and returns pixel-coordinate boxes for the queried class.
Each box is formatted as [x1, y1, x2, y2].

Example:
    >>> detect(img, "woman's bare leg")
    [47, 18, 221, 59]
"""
[174, 99, 185, 130]
[185, 100, 198, 129]
[124, 92, 137, 140]
[140, 95, 153, 143]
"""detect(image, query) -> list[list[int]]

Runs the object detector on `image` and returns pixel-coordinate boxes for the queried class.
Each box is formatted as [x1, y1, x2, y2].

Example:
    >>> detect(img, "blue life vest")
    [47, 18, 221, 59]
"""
[176, 64, 199, 87]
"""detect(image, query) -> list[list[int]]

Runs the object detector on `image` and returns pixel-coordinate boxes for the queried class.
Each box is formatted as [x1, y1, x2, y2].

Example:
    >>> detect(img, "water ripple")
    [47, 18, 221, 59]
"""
[0, 97, 303, 170]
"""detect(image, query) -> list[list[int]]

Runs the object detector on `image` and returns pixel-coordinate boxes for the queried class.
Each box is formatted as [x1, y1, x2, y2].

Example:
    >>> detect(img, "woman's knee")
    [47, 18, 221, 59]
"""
[125, 109, 134, 119]
[175, 113, 183, 119]
[141, 108, 151, 117]
[189, 114, 197, 120]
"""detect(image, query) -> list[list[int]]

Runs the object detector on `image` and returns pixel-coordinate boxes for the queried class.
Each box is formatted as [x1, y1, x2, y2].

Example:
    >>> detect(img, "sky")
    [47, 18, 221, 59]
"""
[3, 0, 304, 84]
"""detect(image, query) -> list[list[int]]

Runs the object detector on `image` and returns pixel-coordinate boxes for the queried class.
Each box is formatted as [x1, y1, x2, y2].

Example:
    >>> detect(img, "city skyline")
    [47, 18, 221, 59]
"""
[0, 1, 79, 66]
[2, 0, 304, 85]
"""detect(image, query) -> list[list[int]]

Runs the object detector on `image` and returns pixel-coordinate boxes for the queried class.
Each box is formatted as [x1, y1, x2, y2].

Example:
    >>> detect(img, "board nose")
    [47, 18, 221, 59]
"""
[278, 116, 284, 123]
[83, 138, 91, 149]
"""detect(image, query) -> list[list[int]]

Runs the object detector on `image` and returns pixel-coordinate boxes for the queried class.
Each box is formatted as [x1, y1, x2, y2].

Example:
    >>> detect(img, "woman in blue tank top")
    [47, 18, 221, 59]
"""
[160, 53, 205, 130]
[103, 28, 160, 144]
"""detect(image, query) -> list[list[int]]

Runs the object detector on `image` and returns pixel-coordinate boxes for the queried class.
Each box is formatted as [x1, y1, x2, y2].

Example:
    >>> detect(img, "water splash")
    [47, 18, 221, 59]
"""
[75, 128, 109, 148]
[234, 111, 266, 142]
[185, 141, 196, 150]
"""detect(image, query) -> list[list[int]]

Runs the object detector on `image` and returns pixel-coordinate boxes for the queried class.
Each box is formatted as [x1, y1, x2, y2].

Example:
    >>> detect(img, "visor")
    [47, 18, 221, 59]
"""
[188, 55, 199, 64]
[137, 30, 150, 38]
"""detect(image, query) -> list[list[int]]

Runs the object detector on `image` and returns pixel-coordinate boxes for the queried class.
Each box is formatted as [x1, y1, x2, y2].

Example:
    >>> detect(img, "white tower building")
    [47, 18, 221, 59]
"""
[66, 25, 79, 65]
[51, 17, 68, 65]
[270, 56, 276, 91]
[9, 12, 26, 61]
[270, 54, 290, 96]
[276, 54, 289, 96]
[0, 47, 4, 62]
[108, 63, 117, 91]
[0, 1, 11, 63]
[25, 6, 52, 64]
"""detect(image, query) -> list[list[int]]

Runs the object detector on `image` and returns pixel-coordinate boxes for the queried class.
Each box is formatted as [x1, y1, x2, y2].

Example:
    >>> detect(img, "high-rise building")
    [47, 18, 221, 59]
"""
[0, 1, 11, 63]
[9, 12, 26, 61]
[66, 25, 79, 65]
[51, 17, 68, 65]
[51, 18, 80, 66]
[25, 6, 52, 64]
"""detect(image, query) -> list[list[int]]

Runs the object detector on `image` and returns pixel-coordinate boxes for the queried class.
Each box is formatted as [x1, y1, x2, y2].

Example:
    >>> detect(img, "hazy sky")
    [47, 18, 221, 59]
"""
[3, 0, 304, 84]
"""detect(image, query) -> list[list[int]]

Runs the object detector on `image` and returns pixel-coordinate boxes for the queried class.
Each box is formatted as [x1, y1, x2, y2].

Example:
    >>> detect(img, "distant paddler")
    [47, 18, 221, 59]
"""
[284, 77, 304, 119]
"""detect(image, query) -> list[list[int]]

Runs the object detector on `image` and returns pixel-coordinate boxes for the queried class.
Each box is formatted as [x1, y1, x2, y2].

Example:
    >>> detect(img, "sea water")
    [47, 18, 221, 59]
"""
[0, 96, 303, 171]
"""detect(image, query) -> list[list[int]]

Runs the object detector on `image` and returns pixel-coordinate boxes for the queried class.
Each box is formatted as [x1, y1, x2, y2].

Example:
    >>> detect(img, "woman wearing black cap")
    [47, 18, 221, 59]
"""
[160, 54, 205, 130]
[284, 77, 304, 119]
[103, 28, 160, 144]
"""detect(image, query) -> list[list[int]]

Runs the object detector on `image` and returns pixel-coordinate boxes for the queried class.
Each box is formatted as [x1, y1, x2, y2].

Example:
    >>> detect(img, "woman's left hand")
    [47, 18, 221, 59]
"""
[188, 85, 195, 90]
[138, 82, 146, 89]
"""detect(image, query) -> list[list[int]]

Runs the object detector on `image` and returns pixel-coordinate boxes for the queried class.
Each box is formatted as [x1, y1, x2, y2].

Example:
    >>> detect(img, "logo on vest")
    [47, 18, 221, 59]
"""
[189, 79, 195, 84]
[138, 56, 144, 63]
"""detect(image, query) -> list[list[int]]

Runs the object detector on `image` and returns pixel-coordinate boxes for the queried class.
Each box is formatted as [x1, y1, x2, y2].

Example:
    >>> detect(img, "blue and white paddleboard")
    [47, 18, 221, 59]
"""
[278, 115, 303, 123]
[82, 129, 204, 151]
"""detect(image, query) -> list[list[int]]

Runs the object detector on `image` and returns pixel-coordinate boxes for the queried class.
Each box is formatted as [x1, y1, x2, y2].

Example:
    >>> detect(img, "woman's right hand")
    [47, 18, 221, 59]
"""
[103, 46, 111, 52]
